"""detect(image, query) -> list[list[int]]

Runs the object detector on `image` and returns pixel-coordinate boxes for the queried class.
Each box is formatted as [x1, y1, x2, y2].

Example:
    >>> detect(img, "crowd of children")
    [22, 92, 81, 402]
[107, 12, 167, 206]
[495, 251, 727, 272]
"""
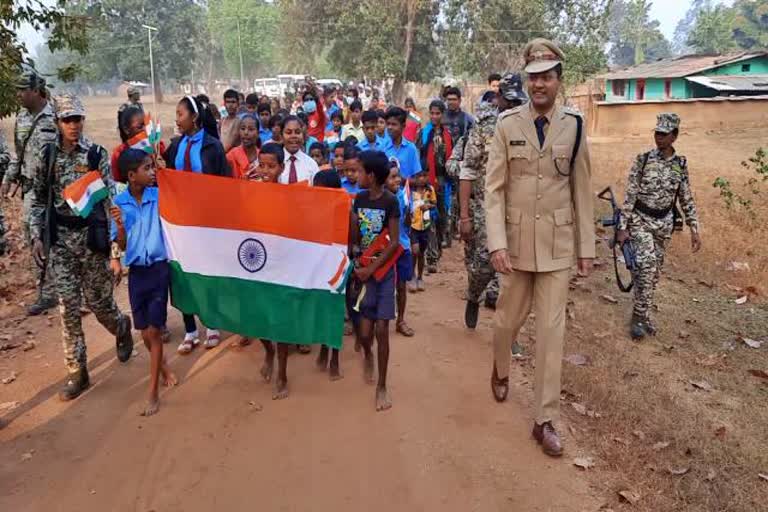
[109, 80, 479, 415]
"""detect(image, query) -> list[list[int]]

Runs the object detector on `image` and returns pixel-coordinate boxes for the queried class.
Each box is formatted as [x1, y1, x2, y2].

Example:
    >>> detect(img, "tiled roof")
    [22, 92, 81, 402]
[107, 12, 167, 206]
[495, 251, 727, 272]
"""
[601, 52, 768, 80]
[686, 74, 768, 92]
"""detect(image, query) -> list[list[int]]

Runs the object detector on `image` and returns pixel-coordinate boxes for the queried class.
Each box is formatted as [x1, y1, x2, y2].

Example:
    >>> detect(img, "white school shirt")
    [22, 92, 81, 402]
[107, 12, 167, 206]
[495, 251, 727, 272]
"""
[280, 149, 319, 185]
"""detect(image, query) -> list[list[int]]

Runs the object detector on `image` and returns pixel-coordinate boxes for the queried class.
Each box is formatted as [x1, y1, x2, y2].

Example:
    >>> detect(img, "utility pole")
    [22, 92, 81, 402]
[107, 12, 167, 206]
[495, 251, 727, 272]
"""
[237, 18, 245, 90]
[142, 24, 159, 113]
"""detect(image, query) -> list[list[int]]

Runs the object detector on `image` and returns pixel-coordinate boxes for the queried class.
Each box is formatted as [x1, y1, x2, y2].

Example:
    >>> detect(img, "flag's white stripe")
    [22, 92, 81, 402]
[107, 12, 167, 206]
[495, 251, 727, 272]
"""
[70, 179, 106, 211]
[161, 219, 348, 292]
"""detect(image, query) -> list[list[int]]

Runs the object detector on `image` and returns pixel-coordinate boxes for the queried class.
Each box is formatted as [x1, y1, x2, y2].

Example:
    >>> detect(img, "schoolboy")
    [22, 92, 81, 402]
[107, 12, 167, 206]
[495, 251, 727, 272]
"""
[386, 161, 415, 337]
[385, 107, 422, 179]
[325, 111, 344, 148]
[408, 170, 436, 291]
[111, 149, 178, 417]
[257, 103, 273, 143]
[350, 150, 400, 411]
[309, 142, 331, 171]
[341, 99, 365, 142]
[341, 144, 362, 196]
[358, 110, 390, 152]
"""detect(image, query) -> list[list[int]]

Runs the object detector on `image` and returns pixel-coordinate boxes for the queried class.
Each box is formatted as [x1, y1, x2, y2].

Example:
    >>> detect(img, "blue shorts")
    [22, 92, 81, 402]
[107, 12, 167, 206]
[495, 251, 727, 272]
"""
[359, 268, 396, 321]
[128, 261, 170, 330]
[396, 250, 413, 283]
[410, 228, 429, 249]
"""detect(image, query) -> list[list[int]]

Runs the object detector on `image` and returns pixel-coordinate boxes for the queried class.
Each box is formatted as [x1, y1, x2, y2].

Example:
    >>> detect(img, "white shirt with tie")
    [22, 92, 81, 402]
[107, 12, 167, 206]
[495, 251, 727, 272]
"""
[280, 149, 319, 185]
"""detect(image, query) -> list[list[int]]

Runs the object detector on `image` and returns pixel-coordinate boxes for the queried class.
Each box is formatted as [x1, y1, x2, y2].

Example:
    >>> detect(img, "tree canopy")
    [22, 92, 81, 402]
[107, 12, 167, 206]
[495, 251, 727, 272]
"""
[688, 5, 738, 54]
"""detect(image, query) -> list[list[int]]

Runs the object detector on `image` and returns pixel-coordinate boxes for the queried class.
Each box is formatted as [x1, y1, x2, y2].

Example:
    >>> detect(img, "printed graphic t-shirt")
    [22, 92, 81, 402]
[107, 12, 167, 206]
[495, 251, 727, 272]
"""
[353, 189, 400, 251]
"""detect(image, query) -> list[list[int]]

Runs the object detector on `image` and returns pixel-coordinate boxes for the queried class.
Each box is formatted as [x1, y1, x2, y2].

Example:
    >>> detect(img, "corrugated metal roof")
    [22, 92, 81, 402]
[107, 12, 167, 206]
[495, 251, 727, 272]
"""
[602, 52, 768, 80]
[686, 75, 768, 91]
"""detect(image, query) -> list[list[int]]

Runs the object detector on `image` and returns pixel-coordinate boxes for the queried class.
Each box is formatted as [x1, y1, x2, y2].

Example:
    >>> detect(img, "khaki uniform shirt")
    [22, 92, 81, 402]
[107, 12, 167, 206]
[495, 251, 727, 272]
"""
[485, 104, 595, 272]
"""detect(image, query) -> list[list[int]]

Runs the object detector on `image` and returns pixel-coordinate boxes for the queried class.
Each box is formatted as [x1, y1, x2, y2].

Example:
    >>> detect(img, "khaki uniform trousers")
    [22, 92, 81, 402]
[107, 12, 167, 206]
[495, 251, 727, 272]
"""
[493, 268, 570, 424]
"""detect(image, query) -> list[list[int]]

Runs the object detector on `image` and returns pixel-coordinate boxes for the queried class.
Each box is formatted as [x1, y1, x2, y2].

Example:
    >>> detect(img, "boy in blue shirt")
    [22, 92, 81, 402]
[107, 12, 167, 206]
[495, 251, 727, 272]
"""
[341, 145, 363, 196]
[111, 149, 178, 417]
[358, 110, 392, 152]
[257, 103, 273, 143]
[386, 160, 415, 338]
[384, 107, 422, 179]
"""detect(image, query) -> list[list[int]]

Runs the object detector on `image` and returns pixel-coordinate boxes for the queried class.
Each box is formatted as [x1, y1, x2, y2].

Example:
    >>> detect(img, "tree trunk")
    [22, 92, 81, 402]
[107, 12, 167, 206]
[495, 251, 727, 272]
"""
[392, 78, 405, 105]
[398, 0, 418, 104]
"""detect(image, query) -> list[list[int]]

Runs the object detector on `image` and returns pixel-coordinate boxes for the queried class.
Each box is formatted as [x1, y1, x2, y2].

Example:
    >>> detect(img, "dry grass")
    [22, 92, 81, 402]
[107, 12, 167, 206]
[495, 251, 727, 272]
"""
[560, 129, 768, 511]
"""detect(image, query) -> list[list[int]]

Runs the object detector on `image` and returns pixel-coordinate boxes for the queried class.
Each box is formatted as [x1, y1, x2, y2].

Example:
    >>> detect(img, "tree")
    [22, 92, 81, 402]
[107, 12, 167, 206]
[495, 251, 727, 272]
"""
[732, 0, 768, 50]
[673, 0, 712, 55]
[688, 5, 737, 54]
[0, 0, 90, 117]
[609, 0, 671, 66]
[207, 0, 279, 84]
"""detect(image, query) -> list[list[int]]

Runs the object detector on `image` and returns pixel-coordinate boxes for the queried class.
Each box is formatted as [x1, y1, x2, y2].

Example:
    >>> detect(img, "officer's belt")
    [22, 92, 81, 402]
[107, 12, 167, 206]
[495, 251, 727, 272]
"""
[57, 215, 89, 229]
[634, 200, 673, 219]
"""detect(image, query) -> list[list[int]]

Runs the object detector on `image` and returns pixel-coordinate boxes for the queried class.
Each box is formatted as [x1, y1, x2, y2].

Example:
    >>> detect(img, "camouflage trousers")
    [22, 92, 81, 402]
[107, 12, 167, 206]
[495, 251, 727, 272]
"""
[463, 209, 499, 303]
[0, 204, 5, 255]
[629, 215, 672, 321]
[51, 227, 123, 373]
[22, 193, 57, 301]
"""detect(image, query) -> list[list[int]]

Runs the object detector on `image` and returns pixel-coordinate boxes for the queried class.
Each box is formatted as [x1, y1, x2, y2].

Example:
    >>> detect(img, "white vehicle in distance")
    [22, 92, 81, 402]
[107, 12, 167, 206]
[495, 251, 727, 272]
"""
[317, 79, 343, 91]
[254, 78, 281, 98]
[276, 74, 306, 95]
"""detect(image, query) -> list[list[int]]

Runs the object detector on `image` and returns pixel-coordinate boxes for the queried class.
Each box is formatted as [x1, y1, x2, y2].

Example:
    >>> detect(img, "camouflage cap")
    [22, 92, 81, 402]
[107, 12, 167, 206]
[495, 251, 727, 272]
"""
[655, 113, 680, 134]
[53, 94, 86, 119]
[522, 38, 564, 74]
[127, 85, 141, 96]
[498, 72, 527, 102]
[15, 64, 46, 91]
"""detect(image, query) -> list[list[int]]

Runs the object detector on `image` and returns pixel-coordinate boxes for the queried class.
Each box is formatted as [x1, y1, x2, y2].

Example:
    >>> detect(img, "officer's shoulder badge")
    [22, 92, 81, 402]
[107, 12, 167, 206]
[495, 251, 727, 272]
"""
[562, 106, 583, 118]
[499, 106, 523, 120]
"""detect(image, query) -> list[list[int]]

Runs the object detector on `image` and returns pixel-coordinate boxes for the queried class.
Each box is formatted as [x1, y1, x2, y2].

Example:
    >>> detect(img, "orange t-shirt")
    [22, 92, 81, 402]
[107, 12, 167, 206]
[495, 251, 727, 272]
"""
[226, 146, 258, 179]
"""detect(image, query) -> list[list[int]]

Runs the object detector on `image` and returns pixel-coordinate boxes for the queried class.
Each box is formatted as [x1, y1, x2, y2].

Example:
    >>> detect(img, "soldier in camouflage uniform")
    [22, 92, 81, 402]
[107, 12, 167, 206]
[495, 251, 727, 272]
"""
[0, 132, 10, 255]
[117, 85, 144, 127]
[29, 94, 134, 401]
[0, 66, 59, 313]
[617, 113, 701, 340]
[459, 73, 527, 329]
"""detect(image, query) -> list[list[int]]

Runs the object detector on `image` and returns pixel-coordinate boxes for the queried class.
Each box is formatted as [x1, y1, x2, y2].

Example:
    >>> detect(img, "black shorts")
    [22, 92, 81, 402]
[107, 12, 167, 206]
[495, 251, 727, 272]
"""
[410, 228, 429, 249]
[128, 261, 170, 330]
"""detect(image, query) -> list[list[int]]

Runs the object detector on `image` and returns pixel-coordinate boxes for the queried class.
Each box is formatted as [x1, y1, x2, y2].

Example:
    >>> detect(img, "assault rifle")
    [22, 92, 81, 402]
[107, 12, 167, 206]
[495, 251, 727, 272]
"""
[598, 187, 636, 293]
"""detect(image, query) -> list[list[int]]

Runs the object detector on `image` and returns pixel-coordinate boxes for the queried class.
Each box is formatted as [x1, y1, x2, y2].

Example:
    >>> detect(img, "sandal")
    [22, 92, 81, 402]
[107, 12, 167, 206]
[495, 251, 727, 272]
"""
[396, 321, 415, 337]
[491, 365, 509, 403]
[177, 337, 199, 355]
[204, 330, 221, 349]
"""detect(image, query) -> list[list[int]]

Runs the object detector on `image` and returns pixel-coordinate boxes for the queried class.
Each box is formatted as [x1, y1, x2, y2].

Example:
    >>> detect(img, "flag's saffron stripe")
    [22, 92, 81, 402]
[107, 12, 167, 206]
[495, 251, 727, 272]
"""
[62, 172, 107, 218]
[169, 261, 344, 348]
[62, 171, 102, 204]
[157, 169, 351, 246]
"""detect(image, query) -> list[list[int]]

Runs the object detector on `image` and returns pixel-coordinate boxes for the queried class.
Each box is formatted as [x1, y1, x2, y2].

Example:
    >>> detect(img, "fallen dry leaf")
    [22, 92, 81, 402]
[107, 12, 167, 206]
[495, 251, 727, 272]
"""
[0, 401, 20, 412]
[573, 456, 595, 470]
[758, 473, 768, 482]
[714, 426, 727, 439]
[725, 261, 750, 272]
[652, 441, 671, 451]
[678, 331, 691, 339]
[668, 467, 690, 476]
[564, 353, 590, 366]
[20, 450, 34, 461]
[705, 469, 717, 481]
[735, 295, 748, 305]
[600, 294, 618, 304]
[748, 369, 768, 380]
[571, 402, 587, 415]
[618, 490, 641, 505]
[633, 430, 646, 441]
[741, 337, 763, 349]
[594, 331, 612, 340]
[690, 380, 713, 391]
[613, 436, 630, 446]
[22, 340, 36, 352]
[697, 279, 714, 288]
[2, 371, 17, 385]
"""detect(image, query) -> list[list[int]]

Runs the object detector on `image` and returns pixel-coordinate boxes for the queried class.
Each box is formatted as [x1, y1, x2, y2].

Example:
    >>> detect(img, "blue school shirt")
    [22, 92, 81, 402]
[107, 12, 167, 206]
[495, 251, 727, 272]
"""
[396, 188, 411, 251]
[357, 135, 392, 153]
[341, 178, 361, 196]
[174, 129, 204, 173]
[386, 138, 422, 179]
[259, 126, 272, 145]
[110, 187, 167, 267]
[305, 135, 320, 153]
[325, 103, 341, 132]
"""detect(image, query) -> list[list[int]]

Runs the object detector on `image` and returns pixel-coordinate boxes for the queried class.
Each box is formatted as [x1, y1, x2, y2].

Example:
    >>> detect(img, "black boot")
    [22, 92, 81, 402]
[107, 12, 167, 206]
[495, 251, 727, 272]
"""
[484, 295, 497, 311]
[465, 300, 480, 329]
[58, 368, 90, 401]
[27, 296, 57, 316]
[630, 314, 647, 340]
[116, 315, 134, 363]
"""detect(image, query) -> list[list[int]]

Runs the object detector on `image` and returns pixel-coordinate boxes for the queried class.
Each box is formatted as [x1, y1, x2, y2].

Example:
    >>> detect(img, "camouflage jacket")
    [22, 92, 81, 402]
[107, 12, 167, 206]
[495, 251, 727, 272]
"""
[619, 148, 699, 231]
[0, 131, 10, 182]
[29, 136, 115, 242]
[1, 102, 57, 187]
[458, 100, 499, 202]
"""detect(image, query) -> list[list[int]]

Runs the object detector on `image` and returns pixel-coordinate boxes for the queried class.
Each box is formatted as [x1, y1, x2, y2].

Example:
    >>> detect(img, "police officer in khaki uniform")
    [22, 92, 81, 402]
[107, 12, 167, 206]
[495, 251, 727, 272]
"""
[485, 39, 595, 457]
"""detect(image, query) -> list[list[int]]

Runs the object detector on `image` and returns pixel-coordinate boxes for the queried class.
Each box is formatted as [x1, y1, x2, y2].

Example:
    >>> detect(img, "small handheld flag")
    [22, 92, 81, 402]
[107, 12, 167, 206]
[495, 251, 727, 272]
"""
[62, 171, 108, 218]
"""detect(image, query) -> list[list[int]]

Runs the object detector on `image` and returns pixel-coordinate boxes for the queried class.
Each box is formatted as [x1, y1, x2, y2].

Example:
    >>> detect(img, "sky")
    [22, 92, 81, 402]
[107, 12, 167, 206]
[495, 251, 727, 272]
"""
[19, 0, 731, 58]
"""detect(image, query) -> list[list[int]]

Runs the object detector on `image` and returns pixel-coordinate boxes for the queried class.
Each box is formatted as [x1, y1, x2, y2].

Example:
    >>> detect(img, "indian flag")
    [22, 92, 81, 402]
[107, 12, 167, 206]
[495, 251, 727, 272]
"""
[127, 131, 153, 154]
[158, 169, 353, 348]
[62, 171, 108, 218]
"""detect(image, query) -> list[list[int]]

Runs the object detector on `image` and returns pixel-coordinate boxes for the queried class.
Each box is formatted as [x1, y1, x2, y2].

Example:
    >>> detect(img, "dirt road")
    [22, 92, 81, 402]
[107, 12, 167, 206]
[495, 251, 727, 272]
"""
[0, 250, 599, 512]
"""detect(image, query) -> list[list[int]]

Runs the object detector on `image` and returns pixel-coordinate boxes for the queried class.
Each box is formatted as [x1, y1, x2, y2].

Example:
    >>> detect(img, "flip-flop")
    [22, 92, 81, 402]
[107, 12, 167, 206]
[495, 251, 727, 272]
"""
[396, 322, 415, 337]
[491, 367, 509, 403]
[296, 344, 311, 354]
[177, 338, 199, 355]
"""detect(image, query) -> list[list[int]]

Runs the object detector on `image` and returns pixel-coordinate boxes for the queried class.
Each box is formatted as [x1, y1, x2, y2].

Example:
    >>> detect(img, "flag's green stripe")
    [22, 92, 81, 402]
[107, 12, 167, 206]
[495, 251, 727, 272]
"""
[169, 261, 344, 349]
[76, 188, 108, 219]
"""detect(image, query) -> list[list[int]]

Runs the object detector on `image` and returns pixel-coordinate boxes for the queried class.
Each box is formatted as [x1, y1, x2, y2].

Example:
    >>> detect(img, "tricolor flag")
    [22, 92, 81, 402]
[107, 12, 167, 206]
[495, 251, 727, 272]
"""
[127, 131, 153, 154]
[158, 169, 352, 348]
[62, 171, 108, 218]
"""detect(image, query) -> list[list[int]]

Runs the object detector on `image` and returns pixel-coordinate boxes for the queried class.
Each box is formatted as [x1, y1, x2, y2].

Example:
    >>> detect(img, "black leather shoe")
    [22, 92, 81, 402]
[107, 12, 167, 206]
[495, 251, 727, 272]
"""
[465, 300, 480, 329]
[27, 297, 57, 316]
[630, 315, 647, 340]
[58, 368, 90, 401]
[116, 315, 134, 363]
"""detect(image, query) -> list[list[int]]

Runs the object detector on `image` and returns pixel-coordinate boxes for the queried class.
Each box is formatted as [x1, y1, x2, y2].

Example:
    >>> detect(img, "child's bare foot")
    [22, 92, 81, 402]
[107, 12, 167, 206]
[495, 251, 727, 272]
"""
[329, 363, 343, 381]
[354, 339, 361, 352]
[141, 398, 160, 417]
[260, 359, 274, 382]
[375, 387, 392, 412]
[363, 353, 375, 384]
[272, 376, 289, 400]
[161, 366, 179, 387]
[316, 348, 328, 370]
